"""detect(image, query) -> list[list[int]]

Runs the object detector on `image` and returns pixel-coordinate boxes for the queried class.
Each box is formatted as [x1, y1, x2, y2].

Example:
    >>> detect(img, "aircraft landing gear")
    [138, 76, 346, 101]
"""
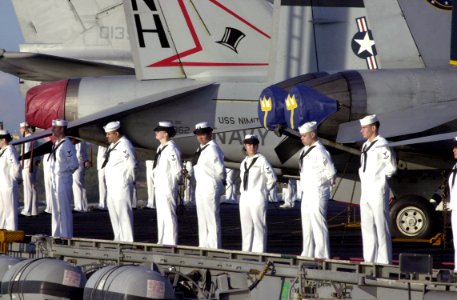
[390, 196, 438, 239]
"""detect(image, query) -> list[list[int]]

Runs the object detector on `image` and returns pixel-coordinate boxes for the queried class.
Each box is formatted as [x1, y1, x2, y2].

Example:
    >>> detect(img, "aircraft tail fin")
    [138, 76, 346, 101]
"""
[268, 0, 379, 84]
[11, 0, 133, 67]
[268, 0, 453, 84]
[123, 0, 272, 80]
[378, 0, 451, 68]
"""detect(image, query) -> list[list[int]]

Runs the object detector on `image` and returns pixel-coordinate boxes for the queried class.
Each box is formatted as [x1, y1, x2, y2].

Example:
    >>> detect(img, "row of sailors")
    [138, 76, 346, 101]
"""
[0, 119, 303, 252]
[20, 122, 92, 216]
[5, 115, 446, 267]
[145, 166, 298, 208]
[3, 122, 293, 222]
[0, 121, 92, 230]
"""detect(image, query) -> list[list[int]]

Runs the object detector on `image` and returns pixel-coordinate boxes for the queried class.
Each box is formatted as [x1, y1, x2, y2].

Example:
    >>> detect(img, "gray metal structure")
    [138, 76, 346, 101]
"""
[84, 265, 175, 299]
[1, 257, 87, 299]
[4, 236, 457, 299]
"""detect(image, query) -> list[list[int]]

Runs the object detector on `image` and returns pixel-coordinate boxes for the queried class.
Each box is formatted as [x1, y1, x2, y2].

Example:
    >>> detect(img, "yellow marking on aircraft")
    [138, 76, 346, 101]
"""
[285, 94, 298, 129]
[260, 96, 272, 128]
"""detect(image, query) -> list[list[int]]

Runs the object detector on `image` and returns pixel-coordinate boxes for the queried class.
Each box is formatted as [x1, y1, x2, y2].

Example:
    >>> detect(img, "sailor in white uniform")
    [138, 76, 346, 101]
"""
[43, 150, 53, 214]
[359, 114, 397, 264]
[103, 121, 136, 242]
[224, 168, 239, 203]
[268, 185, 279, 203]
[19, 122, 40, 217]
[96, 145, 108, 210]
[449, 138, 457, 272]
[298, 121, 336, 259]
[0, 130, 21, 230]
[153, 121, 182, 245]
[182, 161, 195, 206]
[72, 140, 91, 212]
[280, 179, 297, 208]
[239, 134, 276, 253]
[145, 159, 155, 209]
[49, 119, 79, 238]
[192, 122, 226, 249]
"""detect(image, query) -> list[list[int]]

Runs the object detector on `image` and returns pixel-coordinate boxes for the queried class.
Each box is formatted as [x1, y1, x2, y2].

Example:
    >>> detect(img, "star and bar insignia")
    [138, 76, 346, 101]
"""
[351, 17, 378, 70]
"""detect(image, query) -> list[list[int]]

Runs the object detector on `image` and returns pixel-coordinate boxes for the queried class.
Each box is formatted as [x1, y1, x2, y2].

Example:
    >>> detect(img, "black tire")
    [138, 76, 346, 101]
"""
[389, 196, 437, 239]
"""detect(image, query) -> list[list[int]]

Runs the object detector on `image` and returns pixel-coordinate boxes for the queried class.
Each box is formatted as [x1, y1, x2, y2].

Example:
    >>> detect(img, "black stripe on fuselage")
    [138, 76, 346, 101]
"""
[281, 0, 364, 7]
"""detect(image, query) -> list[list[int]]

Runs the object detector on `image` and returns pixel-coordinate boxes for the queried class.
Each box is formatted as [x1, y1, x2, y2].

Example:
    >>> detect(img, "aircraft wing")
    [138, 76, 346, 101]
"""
[336, 101, 457, 143]
[14, 81, 216, 157]
[386, 132, 457, 147]
[11, 129, 53, 160]
[18, 140, 53, 160]
[66, 82, 213, 131]
[0, 50, 134, 81]
[11, 129, 52, 146]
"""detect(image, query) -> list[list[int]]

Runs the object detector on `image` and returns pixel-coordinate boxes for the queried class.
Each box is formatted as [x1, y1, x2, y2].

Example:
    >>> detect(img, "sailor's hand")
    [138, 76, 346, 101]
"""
[84, 161, 92, 169]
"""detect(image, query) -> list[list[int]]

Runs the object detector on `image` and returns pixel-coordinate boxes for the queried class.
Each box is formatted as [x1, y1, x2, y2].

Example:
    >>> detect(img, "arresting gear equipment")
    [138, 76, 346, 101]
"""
[0, 230, 25, 253]
[330, 223, 444, 245]
[393, 232, 443, 246]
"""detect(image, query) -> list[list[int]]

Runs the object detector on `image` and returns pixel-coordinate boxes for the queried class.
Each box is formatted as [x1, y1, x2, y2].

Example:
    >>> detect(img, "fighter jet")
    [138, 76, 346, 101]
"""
[256, 0, 457, 240]
[0, 0, 456, 239]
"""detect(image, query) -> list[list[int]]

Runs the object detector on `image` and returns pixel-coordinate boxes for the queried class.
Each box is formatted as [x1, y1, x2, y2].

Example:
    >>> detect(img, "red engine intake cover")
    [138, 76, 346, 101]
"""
[25, 80, 68, 129]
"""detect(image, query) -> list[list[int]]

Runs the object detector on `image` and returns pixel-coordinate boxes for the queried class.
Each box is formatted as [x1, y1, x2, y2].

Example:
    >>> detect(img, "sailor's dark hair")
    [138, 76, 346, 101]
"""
[373, 121, 380, 130]
[243, 136, 260, 145]
[0, 133, 12, 142]
[193, 127, 213, 135]
[154, 125, 176, 137]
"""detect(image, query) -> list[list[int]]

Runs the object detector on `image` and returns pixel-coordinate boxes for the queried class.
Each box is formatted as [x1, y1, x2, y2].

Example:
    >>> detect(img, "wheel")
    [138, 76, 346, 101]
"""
[390, 196, 437, 239]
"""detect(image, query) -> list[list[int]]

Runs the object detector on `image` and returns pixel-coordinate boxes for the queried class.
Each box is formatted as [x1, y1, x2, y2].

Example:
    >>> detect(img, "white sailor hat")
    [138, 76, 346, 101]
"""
[360, 114, 379, 126]
[19, 121, 29, 128]
[52, 119, 68, 127]
[193, 121, 213, 134]
[154, 121, 176, 137]
[103, 121, 121, 133]
[298, 121, 317, 134]
[243, 134, 260, 145]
